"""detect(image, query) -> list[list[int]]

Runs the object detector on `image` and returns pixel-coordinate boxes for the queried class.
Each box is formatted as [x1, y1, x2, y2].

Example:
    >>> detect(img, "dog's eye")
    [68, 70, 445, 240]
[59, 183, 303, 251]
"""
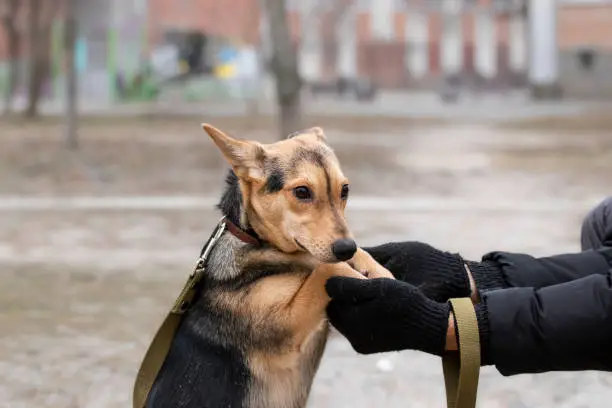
[293, 186, 312, 201]
[340, 184, 350, 200]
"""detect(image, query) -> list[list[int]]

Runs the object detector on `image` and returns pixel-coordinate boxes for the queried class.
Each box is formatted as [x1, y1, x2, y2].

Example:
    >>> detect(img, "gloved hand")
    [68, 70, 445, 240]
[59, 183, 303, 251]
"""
[325, 277, 451, 356]
[362, 242, 506, 302]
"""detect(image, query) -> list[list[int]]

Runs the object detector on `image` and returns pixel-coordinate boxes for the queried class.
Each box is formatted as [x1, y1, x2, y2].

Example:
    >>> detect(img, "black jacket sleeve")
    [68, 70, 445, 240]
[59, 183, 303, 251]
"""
[481, 267, 612, 376]
[482, 247, 612, 289]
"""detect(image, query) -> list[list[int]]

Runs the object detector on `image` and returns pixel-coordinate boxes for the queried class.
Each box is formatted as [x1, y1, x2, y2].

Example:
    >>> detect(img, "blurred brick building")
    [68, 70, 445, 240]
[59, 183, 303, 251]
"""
[557, 1, 612, 98]
[146, 0, 260, 48]
[2, 0, 612, 97]
[142, 0, 612, 96]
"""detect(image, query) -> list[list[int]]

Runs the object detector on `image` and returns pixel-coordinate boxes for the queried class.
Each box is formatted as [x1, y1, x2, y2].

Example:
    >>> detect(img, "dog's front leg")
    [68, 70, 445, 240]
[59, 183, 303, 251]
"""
[348, 248, 395, 279]
[288, 262, 365, 347]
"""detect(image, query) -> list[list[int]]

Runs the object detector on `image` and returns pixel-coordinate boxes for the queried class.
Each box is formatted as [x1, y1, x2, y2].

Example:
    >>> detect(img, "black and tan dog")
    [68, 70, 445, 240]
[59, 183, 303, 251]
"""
[145, 124, 392, 408]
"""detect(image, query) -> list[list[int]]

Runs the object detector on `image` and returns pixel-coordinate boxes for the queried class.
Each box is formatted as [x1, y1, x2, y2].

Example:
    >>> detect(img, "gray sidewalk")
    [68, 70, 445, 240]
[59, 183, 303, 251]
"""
[3, 90, 607, 122]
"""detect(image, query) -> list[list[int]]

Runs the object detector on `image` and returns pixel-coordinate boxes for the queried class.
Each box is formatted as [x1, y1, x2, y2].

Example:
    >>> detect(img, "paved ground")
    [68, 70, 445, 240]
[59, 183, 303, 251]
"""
[5, 89, 612, 123]
[1, 116, 611, 407]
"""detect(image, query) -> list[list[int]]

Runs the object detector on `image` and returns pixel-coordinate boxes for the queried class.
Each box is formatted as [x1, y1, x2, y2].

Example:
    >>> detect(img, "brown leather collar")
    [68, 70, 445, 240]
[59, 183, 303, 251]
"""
[225, 219, 261, 246]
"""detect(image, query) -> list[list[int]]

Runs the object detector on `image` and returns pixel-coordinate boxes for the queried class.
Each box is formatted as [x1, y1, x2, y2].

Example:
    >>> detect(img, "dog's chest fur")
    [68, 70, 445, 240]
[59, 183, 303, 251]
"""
[146, 233, 329, 408]
[247, 321, 329, 408]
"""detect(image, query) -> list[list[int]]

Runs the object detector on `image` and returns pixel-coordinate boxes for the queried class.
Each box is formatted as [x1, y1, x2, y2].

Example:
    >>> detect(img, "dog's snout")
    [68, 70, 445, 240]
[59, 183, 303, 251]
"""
[331, 239, 357, 262]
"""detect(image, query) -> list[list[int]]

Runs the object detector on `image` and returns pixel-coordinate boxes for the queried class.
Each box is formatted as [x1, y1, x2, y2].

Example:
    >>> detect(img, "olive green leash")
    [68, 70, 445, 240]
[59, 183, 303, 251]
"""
[132, 218, 227, 408]
[132, 221, 481, 408]
[443, 297, 481, 408]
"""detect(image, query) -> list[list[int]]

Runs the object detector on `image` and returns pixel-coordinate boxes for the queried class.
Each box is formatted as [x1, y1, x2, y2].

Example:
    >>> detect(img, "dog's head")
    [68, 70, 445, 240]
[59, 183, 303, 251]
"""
[204, 124, 356, 263]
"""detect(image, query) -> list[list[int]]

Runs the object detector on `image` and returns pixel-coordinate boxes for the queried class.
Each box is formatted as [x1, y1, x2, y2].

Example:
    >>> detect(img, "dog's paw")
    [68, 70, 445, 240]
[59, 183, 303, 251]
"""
[316, 262, 367, 280]
[349, 248, 395, 279]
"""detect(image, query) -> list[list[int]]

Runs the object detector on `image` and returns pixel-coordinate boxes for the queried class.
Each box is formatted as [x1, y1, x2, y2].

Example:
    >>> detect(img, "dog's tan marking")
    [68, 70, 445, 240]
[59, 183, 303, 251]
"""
[203, 123, 266, 181]
[202, 123, 353, 262]
[244, 261, 365, 408]
[200, 123, 395, 408]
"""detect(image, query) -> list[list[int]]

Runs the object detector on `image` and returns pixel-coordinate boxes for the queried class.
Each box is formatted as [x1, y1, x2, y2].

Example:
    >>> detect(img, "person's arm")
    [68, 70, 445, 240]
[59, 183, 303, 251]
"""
[326, 270, 612, 375]
[476, 270, 612, 375]
[581, 196, 612, 250]
[478, 247, 612, 291]
[363, 241, 612, 301]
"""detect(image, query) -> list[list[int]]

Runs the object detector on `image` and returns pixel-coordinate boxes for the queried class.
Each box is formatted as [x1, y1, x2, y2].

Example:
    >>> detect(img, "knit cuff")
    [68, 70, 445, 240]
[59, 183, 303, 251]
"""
[415, 300, 452, 357]
[474, 303, 492, 366]
[466, 260, 507, 293]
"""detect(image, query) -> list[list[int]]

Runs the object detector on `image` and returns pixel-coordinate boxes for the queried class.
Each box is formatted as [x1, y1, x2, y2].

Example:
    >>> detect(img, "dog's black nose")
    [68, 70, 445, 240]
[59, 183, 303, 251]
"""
[332, 239, 357, 261]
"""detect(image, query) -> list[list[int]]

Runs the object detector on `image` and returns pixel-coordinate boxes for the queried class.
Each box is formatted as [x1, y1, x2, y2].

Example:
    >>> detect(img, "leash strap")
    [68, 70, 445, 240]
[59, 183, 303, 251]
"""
[442, 298, 481, 408]
[132, 218, 227, 408]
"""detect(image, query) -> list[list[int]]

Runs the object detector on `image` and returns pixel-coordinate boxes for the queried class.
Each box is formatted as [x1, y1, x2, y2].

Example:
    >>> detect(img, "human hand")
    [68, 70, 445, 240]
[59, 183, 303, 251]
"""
[325, 277, 451, 356]
[363, 241, 503, 302]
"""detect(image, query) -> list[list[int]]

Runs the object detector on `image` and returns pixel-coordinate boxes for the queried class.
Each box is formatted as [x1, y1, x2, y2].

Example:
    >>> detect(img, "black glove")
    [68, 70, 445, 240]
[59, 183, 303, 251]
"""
[363, 242, 506, 302]
[325, 277, 451, 356]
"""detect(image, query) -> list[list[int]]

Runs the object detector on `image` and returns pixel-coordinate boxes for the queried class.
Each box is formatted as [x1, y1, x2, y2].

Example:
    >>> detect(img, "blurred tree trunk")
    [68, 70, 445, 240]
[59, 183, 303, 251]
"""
[262, 0, 302, 138]
[24, 0, 42, 117]
[1, 0, 21, 115]
[64, 0, 78, 149]
[24, 0, 54, 118]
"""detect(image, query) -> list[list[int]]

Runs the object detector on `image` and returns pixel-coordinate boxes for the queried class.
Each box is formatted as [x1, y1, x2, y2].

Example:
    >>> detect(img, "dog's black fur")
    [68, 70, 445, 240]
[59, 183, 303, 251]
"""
[218, 170, 243, 227]
[145, 169, 324, 408]
[142, 122, 385, 407]
[146, 170, 247, 408]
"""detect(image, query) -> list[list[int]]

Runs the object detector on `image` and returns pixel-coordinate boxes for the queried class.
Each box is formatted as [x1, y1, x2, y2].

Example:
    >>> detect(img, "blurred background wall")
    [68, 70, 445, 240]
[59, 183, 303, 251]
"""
[1, 0, 612, 111]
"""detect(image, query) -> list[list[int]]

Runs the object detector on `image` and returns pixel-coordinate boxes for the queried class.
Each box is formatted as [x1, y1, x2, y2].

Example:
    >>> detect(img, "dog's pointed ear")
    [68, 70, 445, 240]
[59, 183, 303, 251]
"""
[202, 123, 265, 181]
[308, 127, 327, 143]
[286, 127, 327, 143]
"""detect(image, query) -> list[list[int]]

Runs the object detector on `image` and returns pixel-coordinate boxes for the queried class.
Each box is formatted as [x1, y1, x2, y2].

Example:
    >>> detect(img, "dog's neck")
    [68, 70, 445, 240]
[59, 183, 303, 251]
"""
[217, 169, 261, 242]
